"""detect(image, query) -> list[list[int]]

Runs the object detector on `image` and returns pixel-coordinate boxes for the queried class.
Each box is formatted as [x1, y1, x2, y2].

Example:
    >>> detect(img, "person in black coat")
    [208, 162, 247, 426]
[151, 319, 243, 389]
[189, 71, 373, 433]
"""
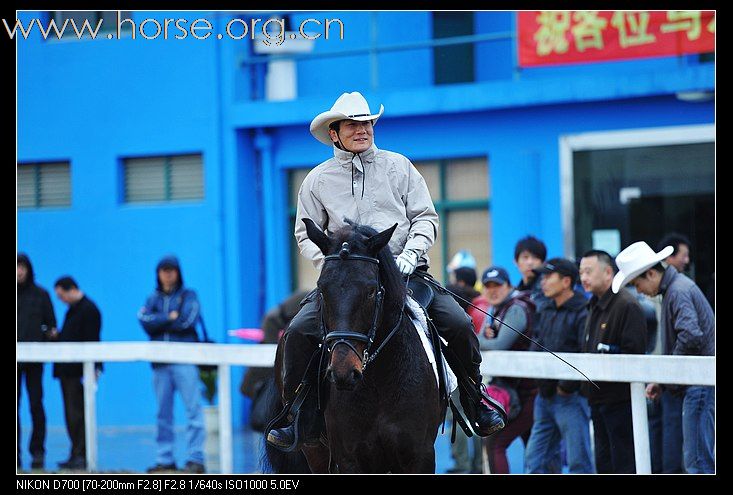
[17, 253, 57, 470]
[579, 250, 646, 473]
[51, 276, 102, 471]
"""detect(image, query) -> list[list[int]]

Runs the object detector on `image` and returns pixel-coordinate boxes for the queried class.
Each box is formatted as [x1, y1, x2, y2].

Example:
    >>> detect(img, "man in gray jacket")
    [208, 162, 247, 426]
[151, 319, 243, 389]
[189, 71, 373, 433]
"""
[614, 241, 715, 474]
[267, 91, 505, 451]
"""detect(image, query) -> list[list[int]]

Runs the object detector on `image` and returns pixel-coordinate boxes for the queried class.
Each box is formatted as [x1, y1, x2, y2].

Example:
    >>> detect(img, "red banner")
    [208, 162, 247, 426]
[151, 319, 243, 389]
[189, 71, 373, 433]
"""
[518, 11, 715, 67]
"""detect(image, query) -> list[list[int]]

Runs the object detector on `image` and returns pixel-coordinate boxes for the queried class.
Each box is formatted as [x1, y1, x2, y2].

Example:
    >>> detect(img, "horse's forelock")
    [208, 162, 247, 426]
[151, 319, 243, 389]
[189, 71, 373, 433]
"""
[326, 223, 406, 312]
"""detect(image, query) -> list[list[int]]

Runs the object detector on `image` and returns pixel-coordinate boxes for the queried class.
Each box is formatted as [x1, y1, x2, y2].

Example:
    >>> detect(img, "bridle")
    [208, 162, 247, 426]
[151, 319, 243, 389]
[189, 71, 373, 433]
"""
[320, 242, 404, 371]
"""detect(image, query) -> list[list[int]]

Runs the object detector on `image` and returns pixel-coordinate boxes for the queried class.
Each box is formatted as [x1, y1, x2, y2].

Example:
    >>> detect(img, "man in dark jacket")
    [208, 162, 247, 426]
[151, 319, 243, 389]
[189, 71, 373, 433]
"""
[579, 250, 646, 473]
[17, 253, 57, 470]
[523, 258, 594, 473]
[514, 236, 550, 311]
[52, 276, 102, 470]
[614, 241, 715, 474]
[138, 255, 206, 474]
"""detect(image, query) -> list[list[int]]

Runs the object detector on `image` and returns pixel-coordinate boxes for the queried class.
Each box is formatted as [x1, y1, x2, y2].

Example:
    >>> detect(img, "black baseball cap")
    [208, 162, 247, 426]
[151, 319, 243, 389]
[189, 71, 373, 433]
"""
[533, 257, 579, 285]
[481, 266, 511, 286]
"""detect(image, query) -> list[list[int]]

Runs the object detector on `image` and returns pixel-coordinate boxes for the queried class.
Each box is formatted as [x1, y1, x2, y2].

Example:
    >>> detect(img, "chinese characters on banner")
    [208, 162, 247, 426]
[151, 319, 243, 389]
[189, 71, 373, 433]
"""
[518, 11, 715, 67]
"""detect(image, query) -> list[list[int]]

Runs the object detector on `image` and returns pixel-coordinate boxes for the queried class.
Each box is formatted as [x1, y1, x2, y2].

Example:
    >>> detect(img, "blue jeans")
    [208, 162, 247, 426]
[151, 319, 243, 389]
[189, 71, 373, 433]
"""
[524, 392, 594, 473]
[153, 364, 205, 465]
[682, 386, 715, 473]
[648, 389, 684, 473]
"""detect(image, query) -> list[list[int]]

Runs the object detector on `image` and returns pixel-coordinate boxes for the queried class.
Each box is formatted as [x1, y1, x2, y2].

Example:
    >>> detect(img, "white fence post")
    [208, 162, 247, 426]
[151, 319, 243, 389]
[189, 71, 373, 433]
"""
[17, 344, 714, 474]
[630, 382, 651, 473]
[83, 361, 98, 472]
[218, 364, 232, 474]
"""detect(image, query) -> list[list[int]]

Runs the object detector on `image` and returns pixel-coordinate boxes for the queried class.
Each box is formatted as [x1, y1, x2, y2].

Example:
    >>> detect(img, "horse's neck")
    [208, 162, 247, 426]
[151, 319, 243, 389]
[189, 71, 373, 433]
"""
[369, 315, 423, 379]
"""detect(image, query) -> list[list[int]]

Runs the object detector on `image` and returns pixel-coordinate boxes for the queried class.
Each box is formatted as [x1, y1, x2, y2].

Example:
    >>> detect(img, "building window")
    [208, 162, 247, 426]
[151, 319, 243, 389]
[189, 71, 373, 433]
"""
[432, 12, 475, 85]
[288, 168, 319, 292]
[18, 162, 72, 209]
[287, 156, 490, 290]
[123, 154, 204, 204]
[414, 157, 490, 283]
[48, 11, 133, 38]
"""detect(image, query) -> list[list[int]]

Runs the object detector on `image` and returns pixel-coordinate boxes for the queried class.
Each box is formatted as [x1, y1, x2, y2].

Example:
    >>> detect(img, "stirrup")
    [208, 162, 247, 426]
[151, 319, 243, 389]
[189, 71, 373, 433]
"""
[265, 382, 312, 452]
[266, 411, 302, 452]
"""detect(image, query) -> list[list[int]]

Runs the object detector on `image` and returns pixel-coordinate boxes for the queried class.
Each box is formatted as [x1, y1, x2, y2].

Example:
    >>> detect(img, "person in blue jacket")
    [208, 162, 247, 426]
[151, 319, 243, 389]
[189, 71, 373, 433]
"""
[138, 255, 205, 474]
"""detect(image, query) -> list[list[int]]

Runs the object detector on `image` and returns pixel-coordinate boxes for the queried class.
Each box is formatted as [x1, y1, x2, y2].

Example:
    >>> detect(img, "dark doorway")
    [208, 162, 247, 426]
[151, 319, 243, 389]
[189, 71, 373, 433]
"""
[573, 141, 714, 307]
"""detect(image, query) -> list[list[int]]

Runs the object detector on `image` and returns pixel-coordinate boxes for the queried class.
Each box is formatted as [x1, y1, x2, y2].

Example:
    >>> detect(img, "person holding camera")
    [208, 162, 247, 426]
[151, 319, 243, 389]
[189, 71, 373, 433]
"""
[579, 250, 646, 473]
[17, 253, 58, 471]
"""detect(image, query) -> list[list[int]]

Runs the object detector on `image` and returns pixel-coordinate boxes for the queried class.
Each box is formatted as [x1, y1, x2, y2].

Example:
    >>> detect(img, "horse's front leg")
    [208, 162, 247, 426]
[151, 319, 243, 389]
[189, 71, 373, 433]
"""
[301, 443, 331, 473]
[328, 439, 387, 473]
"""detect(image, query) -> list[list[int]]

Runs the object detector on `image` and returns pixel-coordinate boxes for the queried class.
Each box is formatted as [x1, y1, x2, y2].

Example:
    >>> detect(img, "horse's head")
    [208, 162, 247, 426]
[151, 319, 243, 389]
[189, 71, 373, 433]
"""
[303, 218, 401, 391]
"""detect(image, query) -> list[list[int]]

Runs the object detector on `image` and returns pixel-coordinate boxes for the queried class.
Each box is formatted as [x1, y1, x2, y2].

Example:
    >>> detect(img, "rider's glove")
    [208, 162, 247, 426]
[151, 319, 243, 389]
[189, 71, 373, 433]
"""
[396, 249, 419, 276]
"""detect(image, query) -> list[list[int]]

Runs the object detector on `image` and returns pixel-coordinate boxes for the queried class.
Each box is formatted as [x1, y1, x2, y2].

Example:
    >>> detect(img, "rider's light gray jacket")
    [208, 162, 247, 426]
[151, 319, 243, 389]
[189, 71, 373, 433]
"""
[295, 143, 439, 270]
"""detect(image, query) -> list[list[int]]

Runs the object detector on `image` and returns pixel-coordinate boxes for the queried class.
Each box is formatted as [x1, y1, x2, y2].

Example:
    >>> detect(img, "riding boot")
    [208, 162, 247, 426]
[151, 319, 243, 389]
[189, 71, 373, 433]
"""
[266, 389, 324, 451]
[266, 298, 324, 451]
[461, 379, 507, 437]
[426, 285, 506, 437]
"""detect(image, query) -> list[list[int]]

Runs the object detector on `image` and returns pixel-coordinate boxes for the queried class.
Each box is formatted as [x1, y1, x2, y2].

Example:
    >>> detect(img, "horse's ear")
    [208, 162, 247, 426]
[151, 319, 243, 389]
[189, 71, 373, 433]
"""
[366, 223, 398, 256]
[303, 218, 331, 255]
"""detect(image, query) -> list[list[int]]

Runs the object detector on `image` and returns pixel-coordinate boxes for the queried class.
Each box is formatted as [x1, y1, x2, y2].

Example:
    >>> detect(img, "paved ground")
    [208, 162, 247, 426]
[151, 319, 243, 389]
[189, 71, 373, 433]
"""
[18, 424, 525, 474]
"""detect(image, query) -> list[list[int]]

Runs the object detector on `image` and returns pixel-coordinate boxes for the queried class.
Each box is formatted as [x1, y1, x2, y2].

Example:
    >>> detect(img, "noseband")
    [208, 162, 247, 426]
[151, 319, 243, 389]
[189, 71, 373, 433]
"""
[321, 242, 401, 371]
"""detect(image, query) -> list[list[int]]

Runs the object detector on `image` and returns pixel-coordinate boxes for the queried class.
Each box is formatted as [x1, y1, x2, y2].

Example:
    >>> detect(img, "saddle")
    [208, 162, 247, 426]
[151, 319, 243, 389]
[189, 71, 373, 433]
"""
[407, 274, 435, 310]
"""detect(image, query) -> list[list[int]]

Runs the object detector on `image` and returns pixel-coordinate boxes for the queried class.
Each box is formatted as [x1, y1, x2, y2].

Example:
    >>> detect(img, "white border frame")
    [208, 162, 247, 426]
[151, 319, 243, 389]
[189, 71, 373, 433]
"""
[559, 124, 715, 258]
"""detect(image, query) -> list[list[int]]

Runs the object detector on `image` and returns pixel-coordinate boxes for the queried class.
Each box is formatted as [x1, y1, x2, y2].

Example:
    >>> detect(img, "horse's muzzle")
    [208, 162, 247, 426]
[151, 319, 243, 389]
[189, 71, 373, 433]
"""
[326, 367, 363, 390]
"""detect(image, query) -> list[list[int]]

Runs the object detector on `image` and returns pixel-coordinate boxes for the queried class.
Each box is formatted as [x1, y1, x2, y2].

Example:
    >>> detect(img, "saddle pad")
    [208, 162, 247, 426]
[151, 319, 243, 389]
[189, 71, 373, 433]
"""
[406, 296, 458, 393]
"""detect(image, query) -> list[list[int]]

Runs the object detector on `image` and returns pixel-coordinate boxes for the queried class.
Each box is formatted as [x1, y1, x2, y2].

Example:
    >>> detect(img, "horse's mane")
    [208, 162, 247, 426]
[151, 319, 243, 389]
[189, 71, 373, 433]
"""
[331, 220, 407, 316]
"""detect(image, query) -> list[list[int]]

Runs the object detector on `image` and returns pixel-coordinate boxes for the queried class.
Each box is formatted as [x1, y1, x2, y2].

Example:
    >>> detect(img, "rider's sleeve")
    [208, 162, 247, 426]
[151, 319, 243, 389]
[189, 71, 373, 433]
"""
[294, 168, 328, 270]
[402, 160, 439, 259]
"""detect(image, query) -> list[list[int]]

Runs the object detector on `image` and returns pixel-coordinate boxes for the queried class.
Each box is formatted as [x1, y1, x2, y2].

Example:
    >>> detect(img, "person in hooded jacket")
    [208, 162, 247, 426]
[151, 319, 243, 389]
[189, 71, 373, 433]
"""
[523, 258, 594, 473]
[17, 253, 57, 470]
[266, 91, 506, 452]
[138, 255, 205, 474]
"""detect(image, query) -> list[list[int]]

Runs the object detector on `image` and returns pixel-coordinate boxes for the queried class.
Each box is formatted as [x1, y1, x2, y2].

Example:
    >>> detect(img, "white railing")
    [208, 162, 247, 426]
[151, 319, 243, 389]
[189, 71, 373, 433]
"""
[17, 342, 714, 474]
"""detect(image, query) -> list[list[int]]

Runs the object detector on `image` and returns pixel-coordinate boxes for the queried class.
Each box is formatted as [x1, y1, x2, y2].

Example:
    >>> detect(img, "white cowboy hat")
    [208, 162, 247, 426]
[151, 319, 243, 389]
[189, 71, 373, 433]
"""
[612, 241, 674, 293]
[309, 92, 384, 146]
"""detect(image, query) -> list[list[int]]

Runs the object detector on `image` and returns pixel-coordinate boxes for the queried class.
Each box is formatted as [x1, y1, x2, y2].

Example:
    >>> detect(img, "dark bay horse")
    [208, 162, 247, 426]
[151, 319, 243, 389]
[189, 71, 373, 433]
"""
[264, 219, 442, 473]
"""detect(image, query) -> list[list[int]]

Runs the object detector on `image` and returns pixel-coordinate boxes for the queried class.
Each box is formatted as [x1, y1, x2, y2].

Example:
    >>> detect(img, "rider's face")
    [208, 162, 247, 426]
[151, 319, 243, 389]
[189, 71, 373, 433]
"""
[330, 120, 374, 153]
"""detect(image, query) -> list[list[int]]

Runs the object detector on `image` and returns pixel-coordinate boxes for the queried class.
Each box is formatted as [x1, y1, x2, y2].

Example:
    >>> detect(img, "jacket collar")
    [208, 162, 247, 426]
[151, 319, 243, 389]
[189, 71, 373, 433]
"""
[659, 265, 677, 296]
[333, 143, 378, 172]
[590, 286, 614, 311]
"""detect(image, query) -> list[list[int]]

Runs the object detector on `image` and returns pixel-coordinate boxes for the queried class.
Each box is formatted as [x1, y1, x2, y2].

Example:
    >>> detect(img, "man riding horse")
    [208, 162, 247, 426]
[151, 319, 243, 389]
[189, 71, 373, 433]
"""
[266, 91, 506, 452]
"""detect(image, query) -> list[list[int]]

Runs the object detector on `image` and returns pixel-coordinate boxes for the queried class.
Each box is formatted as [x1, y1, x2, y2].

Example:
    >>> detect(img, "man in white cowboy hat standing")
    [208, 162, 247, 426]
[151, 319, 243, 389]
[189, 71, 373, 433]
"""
[613, 241, 715, 474]
[266, 91, 506, 452]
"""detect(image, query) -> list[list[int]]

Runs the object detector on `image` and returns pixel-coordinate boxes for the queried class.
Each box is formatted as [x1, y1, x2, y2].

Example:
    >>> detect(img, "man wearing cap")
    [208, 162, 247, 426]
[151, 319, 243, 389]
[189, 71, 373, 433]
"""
[267, 91, 505, 452]
[523, 258, 594, 473]
[477, 266, 538, 474]
[614, 241, 715, 474]
[578, 250, 646, 473]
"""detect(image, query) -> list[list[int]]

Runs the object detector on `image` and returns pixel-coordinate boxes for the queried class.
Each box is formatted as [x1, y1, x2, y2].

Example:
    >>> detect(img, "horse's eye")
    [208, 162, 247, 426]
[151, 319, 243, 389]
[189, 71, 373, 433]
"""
[368, 287, 376, 298]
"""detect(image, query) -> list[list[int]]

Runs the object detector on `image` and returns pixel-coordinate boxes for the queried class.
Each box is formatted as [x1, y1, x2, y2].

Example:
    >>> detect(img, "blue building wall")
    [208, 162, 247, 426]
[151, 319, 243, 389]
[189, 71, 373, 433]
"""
[17, 11, 714, 431]
[17, 11, 261, 428]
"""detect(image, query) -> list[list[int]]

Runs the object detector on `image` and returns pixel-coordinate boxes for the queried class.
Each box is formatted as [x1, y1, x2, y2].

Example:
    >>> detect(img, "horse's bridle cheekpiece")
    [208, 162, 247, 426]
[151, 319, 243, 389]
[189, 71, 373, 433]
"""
[321, 241, 397, 371]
